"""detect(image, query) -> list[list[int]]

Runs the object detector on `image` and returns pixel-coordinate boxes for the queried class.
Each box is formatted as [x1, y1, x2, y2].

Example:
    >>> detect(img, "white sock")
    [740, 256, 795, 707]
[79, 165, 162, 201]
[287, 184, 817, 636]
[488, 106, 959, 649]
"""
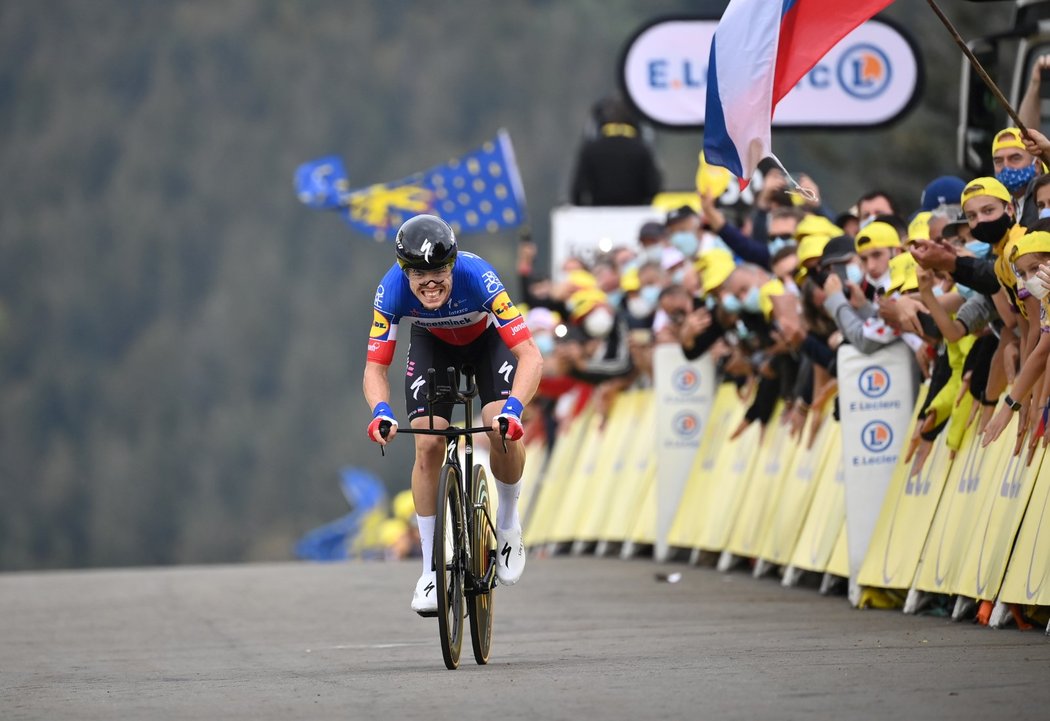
[417, 514, 436, 573]
[495, 479, 521, 530]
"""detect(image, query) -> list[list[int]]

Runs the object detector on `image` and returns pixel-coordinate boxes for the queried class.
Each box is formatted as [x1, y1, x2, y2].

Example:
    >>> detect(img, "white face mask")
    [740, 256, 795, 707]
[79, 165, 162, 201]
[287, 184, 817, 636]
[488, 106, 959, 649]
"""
[626, 295, 654, 319]
[1024, 275, 1050, 300]
[583, 307, 615, 338]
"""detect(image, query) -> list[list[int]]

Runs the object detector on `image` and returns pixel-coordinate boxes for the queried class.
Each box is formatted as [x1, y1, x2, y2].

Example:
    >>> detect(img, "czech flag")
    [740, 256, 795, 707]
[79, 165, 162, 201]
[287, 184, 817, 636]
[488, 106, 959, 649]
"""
[704, 0, 894, 187]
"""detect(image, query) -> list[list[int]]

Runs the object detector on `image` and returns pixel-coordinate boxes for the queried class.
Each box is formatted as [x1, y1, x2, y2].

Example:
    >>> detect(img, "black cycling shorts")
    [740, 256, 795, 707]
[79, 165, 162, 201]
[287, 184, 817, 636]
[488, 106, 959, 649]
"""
[404, 323, 517, 421]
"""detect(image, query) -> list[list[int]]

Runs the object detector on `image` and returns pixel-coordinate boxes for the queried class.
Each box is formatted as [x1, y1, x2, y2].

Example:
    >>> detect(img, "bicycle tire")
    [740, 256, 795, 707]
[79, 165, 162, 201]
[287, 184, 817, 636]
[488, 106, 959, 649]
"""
[467, 464, 495, 665]
[435, 464, 464, 670]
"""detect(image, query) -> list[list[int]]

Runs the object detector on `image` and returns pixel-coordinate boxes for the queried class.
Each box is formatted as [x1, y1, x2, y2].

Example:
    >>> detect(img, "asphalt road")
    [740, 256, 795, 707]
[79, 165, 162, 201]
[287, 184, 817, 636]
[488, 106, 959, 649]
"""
[2, 555, 1047, 721]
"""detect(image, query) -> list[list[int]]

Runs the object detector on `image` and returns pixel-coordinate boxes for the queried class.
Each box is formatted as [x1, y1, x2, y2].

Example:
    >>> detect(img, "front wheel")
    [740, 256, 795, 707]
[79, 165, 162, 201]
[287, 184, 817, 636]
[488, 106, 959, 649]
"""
[467, 464, 496, 664]
[435, 464, 464, 670]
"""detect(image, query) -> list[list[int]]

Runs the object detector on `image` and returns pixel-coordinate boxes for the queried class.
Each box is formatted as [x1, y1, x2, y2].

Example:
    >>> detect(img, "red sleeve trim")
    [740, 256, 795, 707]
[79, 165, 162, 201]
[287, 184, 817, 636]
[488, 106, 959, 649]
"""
[498, 316, 532, 349]
[367, 339, 396, 365]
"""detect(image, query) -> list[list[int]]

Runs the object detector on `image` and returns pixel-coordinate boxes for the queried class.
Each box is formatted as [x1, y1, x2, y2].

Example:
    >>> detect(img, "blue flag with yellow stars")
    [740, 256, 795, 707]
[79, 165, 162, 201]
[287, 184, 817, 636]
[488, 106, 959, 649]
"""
[294, 155, 350, 210]
[295, 129, 527, 241]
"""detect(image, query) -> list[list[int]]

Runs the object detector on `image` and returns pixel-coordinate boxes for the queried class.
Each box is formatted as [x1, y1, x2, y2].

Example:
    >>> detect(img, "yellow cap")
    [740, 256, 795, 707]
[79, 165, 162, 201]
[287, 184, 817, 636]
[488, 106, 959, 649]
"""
[695, 150, 732, 198]
[855, 221, 901, 253]
[992, 127, 1026, 154]
[961, 176, 1012, 206]
[795, 214, 843, 241]
[567, 287, 607, 321]
[797, 233, 831, 265]
[566, 269, 598, 290]
[907, 211, 931, 242]
[378, 518, 409, 547]
[887, 252, 918, 294]
[697, 248, 736, 295]
[1009, 230, 1050, 262]
[620, 266, 641, 292]
[392, 489, 415, 522]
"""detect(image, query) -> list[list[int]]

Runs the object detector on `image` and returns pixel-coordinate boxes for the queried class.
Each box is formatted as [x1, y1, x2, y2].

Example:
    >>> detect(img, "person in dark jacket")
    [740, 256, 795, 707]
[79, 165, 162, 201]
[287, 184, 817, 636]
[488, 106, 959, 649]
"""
[570, 95, 661, 206]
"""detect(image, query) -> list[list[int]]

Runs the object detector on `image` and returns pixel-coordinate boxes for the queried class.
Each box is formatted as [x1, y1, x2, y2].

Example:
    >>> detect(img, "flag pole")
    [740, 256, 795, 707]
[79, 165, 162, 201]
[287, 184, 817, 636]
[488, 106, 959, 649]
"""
[926, 0, 1028, 135]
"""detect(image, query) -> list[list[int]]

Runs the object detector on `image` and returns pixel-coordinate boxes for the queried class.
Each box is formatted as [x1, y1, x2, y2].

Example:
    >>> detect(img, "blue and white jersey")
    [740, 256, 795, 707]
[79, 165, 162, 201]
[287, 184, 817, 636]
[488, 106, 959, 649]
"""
[367, 251, 530, 365]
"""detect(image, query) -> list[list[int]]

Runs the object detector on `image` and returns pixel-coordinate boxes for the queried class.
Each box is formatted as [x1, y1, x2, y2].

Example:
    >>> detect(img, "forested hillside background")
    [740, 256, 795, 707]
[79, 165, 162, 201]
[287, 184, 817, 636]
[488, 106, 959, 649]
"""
[0, 0, 991, 569]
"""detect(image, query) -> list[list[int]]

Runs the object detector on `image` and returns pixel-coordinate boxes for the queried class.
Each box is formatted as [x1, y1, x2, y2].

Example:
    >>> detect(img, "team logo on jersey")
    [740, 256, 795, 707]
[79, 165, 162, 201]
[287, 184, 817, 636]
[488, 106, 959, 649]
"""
[491, 291, 520, 321]
[370, 310, 390, 338]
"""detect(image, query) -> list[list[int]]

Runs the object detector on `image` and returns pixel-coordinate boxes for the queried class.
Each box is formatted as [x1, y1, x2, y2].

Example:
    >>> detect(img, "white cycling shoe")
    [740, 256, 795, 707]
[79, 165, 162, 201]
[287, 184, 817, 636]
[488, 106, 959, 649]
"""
[495, 524, 526, 586]
[411, 570, 438, 616]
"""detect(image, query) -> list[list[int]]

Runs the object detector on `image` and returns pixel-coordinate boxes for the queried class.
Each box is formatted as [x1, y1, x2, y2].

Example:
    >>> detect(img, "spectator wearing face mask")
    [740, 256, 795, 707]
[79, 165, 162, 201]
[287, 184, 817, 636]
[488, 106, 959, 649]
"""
[636, 220, 668, 268]
[982, 230, 1050, 446]
[854, 220, 902, 295]
[619, 264, 660, 331]
[992, 127, 1043, 227]
[562, 287, 633, 385]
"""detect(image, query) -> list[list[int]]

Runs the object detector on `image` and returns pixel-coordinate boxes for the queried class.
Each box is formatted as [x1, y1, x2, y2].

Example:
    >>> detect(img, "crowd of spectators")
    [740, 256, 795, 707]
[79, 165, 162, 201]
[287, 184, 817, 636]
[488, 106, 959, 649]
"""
[517, 73, 1050, 465]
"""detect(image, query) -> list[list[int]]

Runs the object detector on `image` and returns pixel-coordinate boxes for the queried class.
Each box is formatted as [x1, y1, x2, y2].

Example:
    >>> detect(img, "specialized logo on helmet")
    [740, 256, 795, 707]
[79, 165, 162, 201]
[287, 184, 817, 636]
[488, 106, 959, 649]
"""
[421, 238, 434, 263]
[858, 366, 890, 398]
[837, 44, 891, 100]
[861, 420, 894, 454]
[491, 291, 520, 321]
[370, 310, 390, 338]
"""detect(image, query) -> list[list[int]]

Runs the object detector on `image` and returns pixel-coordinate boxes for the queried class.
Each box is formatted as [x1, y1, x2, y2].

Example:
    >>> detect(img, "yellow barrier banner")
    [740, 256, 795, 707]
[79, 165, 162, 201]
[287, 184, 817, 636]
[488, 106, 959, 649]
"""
[998, 445, 1050, 606]
[952, 418, 1044, 602]
[727, 405, 796, 558]
[758, 418, 836, 566]
[912, 421, 1009, 594]
[826, 522, 850, 579]
[856, 387, 959, 591]
[787, 425, 845, 573]
[690, 403, 763, 552]
[598, 391, 657, 543]
[524, 403, 595, 545]
[856, 432, 953, 590]
[667, 383, 739, 547]
[575, 390, 643, 542]
[628, 462, 659, 545]
[515, 440, 547, 530]
[548, 411, 607, 543]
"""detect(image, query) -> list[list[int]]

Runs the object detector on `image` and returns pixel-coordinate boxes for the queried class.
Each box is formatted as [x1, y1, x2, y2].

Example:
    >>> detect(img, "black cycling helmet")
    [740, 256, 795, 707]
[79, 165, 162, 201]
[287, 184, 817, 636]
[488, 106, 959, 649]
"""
[395, 214, 457, 271]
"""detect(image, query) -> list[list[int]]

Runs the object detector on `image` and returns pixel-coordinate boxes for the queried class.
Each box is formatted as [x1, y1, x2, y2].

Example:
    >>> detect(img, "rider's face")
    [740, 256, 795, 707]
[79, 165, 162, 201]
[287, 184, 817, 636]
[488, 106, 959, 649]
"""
[406, 264, 453, 309]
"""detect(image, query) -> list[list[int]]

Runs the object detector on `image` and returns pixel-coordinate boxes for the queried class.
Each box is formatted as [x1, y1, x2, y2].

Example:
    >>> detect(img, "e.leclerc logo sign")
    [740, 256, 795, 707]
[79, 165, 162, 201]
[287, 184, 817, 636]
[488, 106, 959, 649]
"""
[619, 16, 921, 129]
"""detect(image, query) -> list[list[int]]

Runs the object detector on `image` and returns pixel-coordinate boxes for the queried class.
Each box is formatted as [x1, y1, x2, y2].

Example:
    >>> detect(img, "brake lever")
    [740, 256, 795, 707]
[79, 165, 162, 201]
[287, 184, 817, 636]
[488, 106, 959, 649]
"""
[379, 420, 391, 457]
[498, 417, 508, 454]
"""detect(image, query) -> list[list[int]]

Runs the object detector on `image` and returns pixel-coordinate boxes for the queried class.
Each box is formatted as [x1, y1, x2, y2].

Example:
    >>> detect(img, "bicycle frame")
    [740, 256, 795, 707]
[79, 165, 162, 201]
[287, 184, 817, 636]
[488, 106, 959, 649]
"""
[392, 366, 499, 597]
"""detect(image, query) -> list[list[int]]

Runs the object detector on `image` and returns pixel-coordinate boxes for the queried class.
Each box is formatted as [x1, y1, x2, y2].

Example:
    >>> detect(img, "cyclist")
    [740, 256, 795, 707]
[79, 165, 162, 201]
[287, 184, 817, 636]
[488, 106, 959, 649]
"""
[362, 214, 543, 615]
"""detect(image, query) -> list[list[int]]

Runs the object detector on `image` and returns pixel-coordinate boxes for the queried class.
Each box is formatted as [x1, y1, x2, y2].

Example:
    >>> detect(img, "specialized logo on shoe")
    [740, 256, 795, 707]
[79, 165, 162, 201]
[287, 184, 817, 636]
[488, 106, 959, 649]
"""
[501, 543, 511, 566]
[424, 581, 435, 596]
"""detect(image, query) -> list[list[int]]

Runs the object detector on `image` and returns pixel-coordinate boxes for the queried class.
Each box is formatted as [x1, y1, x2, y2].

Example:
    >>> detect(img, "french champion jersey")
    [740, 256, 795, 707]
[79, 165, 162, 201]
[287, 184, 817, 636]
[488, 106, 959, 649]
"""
[367, 251, 531, 366]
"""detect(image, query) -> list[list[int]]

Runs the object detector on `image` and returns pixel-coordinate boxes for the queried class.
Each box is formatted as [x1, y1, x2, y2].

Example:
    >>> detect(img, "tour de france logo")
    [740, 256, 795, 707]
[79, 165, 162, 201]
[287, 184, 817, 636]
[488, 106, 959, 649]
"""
[861, 420, 894, 454]
[838, 44, 891, 100]
[672, 366, 700, 394]
[673, 411, 701, 439]
[858, 365, 890, 398]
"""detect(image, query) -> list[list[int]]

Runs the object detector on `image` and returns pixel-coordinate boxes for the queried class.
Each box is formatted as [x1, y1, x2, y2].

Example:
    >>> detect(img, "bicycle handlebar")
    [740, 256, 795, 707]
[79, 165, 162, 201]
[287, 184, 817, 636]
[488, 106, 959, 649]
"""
[378, 419, 509, 452]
